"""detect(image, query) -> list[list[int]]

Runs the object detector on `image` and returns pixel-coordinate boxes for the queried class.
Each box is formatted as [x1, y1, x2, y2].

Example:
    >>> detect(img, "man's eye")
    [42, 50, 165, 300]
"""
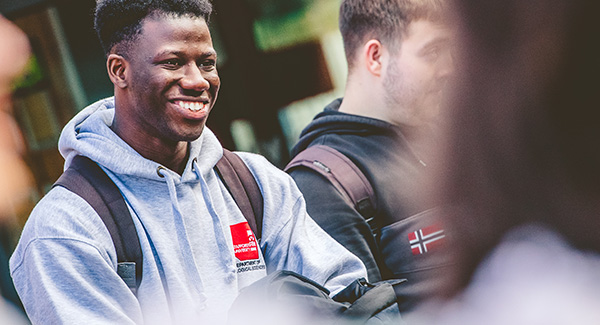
[200, 60, 216, 70]
[162, 59, 182, 68]
[425, 47, 441, 60]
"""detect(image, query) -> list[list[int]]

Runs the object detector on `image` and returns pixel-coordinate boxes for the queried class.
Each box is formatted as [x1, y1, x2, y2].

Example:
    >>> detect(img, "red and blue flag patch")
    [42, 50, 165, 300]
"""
[408, 224, 446, 255]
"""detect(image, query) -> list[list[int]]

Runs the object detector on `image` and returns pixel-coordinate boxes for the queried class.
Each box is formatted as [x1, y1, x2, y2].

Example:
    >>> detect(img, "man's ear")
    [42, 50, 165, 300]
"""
[363, 40, 384, 77]
[107, 54, 128, 89]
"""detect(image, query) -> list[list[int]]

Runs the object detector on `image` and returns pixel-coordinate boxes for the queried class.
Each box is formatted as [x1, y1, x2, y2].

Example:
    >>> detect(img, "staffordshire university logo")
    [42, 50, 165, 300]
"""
[408, 224, 445, 255]
[230, 222, 259, 261]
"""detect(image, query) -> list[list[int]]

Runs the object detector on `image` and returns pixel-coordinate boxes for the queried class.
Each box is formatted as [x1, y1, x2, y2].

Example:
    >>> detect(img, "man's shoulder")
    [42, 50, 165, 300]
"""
[10, 186, 115, 273]
[294, 119, 393, 161]
[18, 186, 111, 246]
[297, 141, 373, 177]
[230, 151, 299, 189]
[233, 151, 285, 176]
[231, 151, 305, 207]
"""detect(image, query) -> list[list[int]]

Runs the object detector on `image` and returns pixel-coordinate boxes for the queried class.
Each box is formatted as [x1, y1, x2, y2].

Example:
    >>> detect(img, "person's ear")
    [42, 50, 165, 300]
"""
[363, 40, 383, 77]
[107, 54, 128, 89]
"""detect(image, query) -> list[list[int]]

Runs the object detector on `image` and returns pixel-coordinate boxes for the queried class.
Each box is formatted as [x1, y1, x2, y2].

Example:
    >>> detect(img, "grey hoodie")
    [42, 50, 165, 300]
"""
[10, 97, 366, 324]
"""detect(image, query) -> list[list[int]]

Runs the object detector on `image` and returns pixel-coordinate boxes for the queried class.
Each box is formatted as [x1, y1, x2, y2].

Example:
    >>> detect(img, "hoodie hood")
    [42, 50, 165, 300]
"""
[58, 97, 223, 183]
[291, 98, 400, 157]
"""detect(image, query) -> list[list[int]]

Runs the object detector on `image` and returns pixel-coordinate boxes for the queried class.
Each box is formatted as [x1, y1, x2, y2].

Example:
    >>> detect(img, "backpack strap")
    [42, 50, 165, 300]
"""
[215, 149, 264, 241]
[285, 145, 377, 231]
[53, 150, 264, 295]
[53, 155, 142, 294]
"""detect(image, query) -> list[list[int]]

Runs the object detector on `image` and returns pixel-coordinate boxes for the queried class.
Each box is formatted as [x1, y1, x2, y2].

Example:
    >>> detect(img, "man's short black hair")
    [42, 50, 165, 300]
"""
[94, 0, 213, 56]
[339, 0, 444, 69]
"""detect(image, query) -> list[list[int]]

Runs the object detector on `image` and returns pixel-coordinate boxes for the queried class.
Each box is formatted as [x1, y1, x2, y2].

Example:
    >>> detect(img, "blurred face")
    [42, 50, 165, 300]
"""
[383, 19, 454, 127]
[0, 15, 33, 217]
[122, 15, 220, 145]
[0, 16, 30, 96]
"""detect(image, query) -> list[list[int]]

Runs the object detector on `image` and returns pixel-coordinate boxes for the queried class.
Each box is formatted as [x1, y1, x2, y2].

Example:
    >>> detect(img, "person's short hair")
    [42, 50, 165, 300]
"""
[339, 0, 444, 68]
[94, 0, 213, 56]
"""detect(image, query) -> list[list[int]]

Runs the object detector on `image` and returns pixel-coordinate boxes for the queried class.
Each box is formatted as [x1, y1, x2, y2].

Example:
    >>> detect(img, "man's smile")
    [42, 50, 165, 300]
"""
[173, 100, 208, 112]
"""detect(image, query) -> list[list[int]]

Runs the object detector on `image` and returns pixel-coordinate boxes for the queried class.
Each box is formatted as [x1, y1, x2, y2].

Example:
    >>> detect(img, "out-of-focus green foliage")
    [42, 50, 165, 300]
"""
[252, 0, 341, 51]
[12, 55, 44, 91]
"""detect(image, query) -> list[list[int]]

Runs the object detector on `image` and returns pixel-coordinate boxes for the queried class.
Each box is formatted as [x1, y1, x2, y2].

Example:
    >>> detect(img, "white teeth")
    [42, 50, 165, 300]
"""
[175, 101, 205, 112]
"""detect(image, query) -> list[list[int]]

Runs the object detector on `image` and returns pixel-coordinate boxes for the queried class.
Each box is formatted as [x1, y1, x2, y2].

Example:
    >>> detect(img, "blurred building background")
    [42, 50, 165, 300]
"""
[0, 0, 348, 229]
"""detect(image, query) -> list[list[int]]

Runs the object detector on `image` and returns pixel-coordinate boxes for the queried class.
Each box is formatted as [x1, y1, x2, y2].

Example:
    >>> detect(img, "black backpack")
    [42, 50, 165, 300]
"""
[286, 145, 452, 312]
[53, 149, 263, 294]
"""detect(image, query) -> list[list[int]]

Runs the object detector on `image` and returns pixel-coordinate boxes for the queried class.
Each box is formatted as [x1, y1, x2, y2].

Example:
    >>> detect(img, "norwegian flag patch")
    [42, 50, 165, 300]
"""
[408, 224, 446, 255]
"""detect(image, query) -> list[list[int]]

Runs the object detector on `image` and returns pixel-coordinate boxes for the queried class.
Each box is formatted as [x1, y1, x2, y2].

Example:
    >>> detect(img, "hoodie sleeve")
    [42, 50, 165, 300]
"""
[262, 195, 368, 296]
[237, 153, 367, 296]
[9, 187, 143, 324]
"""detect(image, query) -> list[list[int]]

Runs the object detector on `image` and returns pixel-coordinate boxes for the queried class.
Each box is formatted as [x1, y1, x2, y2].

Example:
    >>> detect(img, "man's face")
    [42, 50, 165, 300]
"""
[382, 19, 454, 128]
[123, 15, 220, 144]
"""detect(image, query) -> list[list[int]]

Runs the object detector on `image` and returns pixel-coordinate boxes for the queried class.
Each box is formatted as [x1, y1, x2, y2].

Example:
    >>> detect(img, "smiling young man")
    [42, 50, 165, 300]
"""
[287, 0, 455, 312]
[9, 1, 366, 324]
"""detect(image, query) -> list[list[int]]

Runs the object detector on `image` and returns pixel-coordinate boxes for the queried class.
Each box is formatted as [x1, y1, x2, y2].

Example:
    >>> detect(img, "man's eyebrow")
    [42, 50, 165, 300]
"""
[422, 37, 450, 50]
[418, 37, 451, 55]
[154, 49, 217, 58]
[202, 50, 217, 58]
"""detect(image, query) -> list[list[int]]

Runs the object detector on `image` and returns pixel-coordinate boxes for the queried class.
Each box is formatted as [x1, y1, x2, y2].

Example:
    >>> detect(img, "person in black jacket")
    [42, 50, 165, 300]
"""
[287, 0, 455, 312]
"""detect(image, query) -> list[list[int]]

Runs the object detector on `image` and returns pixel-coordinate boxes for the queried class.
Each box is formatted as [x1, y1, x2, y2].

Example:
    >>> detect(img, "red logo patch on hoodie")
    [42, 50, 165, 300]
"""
[230, 222, 259, 261]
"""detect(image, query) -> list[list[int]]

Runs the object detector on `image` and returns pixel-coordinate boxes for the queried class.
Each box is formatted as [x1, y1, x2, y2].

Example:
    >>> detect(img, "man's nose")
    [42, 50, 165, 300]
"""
[180, 64, 210, 91]
[438, 49, 455, 79]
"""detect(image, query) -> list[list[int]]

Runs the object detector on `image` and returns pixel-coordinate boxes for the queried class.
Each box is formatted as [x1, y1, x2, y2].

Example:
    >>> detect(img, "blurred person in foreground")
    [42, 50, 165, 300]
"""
[287, 0, 455, 312]
[8, 0, 367, 323]
[0, 15, 33, 219]
[410, 0, 600, 323]
[0, 14, 32, 324]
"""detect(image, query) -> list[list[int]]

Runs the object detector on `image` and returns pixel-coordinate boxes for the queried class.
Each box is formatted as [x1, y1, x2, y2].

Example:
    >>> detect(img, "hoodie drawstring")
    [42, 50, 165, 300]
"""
[159, 167, 208, 309]
[192, 160, 237, 283]
[160, 162, 237, 295]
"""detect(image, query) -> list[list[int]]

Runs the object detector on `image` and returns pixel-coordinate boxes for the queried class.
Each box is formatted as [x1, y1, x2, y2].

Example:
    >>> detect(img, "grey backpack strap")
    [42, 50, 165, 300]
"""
[285, 145, 377, 229]
[215, 149, 264, 241]
[53, 156, 142, 294]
